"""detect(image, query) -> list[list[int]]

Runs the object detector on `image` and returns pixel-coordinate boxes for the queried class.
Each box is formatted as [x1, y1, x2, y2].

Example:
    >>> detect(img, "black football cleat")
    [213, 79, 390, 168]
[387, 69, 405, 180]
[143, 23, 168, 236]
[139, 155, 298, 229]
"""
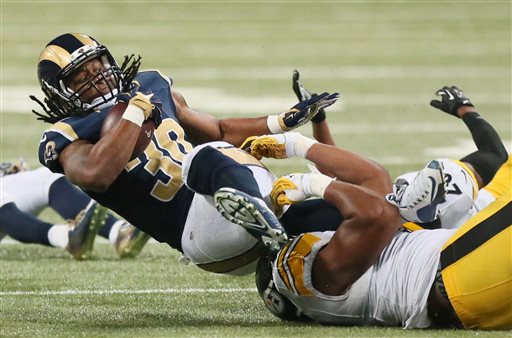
[66, 201, 107, 260]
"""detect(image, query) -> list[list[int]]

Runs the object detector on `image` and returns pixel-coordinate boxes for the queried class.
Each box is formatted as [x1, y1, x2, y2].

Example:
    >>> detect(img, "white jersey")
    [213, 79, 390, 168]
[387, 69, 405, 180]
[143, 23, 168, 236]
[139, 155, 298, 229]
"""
[273, 228, 456, 328]
[0, 167, 64, 214]
[396, 158, 493, 229]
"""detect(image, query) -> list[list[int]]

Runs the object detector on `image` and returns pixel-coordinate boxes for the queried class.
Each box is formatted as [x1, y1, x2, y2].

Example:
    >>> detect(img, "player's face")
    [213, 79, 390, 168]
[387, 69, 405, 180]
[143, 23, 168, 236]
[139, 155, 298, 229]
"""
[65, 58, 116, 104]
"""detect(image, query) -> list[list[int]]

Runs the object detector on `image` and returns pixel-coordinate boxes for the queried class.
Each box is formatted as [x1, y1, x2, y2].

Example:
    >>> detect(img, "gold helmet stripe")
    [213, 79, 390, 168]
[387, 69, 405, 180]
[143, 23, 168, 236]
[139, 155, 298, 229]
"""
[38, 45, 71, 69]
[285, 233, 319, 296]
[277, 240, 294, 290]
[277, 233, 320, 296]
[71, 33, 97, 47]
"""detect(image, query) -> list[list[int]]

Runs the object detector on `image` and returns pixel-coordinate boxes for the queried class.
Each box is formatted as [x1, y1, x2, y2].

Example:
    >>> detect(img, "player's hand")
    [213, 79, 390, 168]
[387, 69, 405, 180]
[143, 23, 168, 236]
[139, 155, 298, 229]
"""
[241, 132, 317, 160]
[430, 86, 474, 117]
[269, 92, 339, 133]
[128, 92, 155, 120]
[292, 70, 326, 123]
[118, 91, 162, 125]
[270, 174, 309, 215]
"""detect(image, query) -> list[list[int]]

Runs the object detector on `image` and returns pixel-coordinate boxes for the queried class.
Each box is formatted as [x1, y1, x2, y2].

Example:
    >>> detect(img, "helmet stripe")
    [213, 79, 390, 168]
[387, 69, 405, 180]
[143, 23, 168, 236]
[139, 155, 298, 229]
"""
[277, 233, 320, 296]
[71, 33, 98, 48]
[38, 45, 71, 69]
[46, 33, 91, 54]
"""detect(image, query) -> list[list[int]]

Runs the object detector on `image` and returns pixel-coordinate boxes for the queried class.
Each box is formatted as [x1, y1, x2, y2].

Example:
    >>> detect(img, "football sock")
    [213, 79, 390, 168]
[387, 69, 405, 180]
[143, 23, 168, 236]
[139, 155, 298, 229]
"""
[47, 224, 68, 249]
[460, 112, 508, 186]
[50, 176, 119, 240]
[0, 202, 53, 246]
[98, 213, 118, 239]
[108, 220, 124, 243]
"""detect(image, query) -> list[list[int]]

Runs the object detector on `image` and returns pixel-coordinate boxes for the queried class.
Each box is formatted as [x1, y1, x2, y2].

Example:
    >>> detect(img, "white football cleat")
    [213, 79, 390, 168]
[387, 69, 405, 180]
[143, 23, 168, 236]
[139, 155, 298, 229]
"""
[393, 160, 447, 223]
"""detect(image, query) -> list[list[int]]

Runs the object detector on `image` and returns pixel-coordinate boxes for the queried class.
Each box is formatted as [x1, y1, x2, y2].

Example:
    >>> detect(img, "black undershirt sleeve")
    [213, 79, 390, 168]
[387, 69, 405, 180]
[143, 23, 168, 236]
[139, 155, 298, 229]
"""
[459, 112, 508, 186]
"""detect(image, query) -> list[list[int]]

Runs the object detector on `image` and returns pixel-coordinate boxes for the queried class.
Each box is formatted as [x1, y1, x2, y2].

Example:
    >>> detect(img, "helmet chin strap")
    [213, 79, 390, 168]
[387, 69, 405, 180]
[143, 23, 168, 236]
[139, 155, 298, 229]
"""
[90, 88, 119, 110]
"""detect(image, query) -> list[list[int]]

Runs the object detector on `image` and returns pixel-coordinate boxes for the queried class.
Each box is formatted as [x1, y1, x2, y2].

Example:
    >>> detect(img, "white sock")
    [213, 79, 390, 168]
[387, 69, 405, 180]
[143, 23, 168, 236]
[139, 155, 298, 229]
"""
[108, 220, 125, 243]
[47, 224, 68, 249]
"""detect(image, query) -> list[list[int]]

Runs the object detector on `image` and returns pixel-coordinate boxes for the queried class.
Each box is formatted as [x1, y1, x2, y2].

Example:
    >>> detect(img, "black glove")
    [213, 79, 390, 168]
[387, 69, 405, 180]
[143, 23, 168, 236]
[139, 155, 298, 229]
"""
[292, 70, 326, 123]
[279, 92, 339, 131]
[430, 86, 474, 117]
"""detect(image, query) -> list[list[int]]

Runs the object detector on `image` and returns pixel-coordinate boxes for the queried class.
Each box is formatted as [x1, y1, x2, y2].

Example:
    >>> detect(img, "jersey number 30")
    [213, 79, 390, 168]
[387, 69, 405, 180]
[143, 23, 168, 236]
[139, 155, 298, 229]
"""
[126, 119, 193, 202]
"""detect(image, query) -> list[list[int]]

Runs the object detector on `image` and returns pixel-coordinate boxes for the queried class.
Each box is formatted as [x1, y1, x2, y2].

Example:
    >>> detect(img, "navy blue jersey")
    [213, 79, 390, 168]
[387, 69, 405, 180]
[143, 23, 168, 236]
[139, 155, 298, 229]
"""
[38, 70, 195, 250]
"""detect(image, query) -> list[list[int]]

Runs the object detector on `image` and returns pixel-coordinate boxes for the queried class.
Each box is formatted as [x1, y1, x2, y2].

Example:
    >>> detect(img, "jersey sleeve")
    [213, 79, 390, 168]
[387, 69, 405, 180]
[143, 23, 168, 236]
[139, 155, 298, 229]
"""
[38, 123, 77, 173]
[38, 112, 105, 173]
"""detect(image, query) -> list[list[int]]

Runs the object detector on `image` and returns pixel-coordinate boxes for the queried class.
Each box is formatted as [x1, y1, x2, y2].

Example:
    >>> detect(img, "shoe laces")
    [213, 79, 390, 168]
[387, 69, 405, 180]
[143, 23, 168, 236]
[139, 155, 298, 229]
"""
[402, 172, 431, 208]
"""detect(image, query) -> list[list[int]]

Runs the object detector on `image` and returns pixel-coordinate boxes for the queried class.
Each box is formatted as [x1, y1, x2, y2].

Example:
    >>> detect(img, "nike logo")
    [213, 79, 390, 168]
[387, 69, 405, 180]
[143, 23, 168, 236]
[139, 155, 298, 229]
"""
[428, 176, 437, 201]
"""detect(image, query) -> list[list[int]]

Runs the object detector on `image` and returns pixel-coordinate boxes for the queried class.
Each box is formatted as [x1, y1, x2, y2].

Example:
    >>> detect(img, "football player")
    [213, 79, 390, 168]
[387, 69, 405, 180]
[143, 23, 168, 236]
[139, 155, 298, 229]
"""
[388, 86, 509, 229]
[31, 33, 339, 274]
[240, 130, 511, 329]
[291, 74, 509, 231]
[0, 159, 149, 259]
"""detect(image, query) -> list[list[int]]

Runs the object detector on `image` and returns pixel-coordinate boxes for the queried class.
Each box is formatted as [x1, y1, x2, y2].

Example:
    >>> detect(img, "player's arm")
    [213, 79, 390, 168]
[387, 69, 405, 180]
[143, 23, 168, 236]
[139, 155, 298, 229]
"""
[269, 141, 399, 295]
[173, 90, 339, 147]
[59, 93, 154, 192]
[306, 142, 392, 196]
[302, 139, 400, 296]
[430, 86, 508, 189]
[312, 121, 335, 146]
[172, 90, 268, 146]
[263, 133, 400, 295]
[249, 132, 392, 195]
[313, 179, 401, 296]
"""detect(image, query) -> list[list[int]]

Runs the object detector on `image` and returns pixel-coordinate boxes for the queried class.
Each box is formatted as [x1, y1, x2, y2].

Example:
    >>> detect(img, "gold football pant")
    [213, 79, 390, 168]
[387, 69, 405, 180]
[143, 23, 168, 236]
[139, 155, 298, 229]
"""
[440, 189, 511, 330]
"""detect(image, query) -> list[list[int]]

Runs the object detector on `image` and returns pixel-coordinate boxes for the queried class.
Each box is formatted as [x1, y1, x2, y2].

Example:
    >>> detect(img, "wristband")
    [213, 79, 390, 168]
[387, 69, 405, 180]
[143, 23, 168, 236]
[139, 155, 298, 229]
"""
[287, 134, 318, 158]
[311, 108, 326, 123]
[303, 173, 335, 199]
[267, 115, 284, 133]
[122, 104, 145, 127]
[461, 111, 481, 121]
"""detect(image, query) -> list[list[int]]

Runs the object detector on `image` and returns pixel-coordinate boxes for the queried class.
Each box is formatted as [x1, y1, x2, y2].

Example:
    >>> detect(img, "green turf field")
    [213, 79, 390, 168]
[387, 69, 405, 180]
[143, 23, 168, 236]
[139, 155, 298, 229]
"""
[1, 1, 511, 337]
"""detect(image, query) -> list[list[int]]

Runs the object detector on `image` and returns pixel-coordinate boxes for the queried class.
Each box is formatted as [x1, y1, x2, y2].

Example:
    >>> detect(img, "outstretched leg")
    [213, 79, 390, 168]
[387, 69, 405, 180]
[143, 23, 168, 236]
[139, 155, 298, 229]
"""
[182, 142, 287, 250]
